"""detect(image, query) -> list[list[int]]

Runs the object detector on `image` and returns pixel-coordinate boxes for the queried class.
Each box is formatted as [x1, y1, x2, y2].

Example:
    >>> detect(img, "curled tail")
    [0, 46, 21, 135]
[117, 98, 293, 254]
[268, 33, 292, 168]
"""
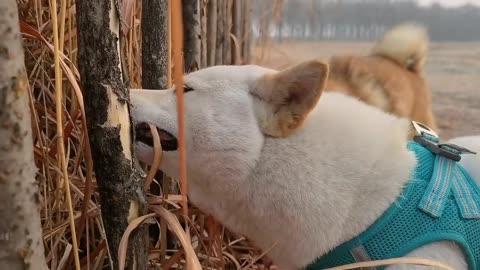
[371, 23, 429, 73]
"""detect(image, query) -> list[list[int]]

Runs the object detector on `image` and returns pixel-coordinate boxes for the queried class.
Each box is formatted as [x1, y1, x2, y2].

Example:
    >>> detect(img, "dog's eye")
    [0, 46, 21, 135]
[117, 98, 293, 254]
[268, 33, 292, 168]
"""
[174, 85, 194, 94]
[183, 85, 194, 93]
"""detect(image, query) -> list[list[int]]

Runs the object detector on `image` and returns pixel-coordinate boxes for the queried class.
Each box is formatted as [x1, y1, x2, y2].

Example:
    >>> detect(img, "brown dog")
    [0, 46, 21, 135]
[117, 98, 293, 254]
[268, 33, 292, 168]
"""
[325, 23, 437, 132]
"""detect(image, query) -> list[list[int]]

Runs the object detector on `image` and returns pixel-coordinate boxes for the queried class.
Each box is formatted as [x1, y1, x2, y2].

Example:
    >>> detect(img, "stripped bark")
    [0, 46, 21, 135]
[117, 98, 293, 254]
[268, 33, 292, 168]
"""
[231, 0, 242, 64]
[183, 0, 201, 72]
[222, 0, 232, 64]
[215, 0, 224, 65]
[142, 0, 169, 89]
[200, 0, 208, 68]
[76, 1, 147, 268]
[242, 0, 252, 64]
[0, 1, 48, 269]
[206, 0, 217, 66]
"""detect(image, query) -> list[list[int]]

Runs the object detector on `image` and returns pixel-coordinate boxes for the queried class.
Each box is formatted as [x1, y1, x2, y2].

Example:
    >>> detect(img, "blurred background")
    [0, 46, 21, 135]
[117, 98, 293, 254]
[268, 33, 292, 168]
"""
[251, 0, 480, 139]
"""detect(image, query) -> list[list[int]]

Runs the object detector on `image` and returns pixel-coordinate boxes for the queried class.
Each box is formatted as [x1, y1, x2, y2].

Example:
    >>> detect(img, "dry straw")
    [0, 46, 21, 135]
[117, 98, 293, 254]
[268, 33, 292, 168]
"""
[49, 0, 80, 268]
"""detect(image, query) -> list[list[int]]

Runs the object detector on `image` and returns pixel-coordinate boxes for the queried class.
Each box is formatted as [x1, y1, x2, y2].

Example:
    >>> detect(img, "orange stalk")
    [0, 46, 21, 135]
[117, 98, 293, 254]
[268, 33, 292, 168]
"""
[170, 0, 188, 217]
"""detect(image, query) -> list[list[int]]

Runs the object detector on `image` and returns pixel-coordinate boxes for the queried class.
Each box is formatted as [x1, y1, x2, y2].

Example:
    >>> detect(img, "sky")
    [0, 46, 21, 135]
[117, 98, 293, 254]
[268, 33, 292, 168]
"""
[418, 0, 480, 7]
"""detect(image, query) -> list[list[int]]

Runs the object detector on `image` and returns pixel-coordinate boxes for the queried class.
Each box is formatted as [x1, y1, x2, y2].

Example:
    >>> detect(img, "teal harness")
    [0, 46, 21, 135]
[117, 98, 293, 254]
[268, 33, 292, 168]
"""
[307, 128, 480, 270]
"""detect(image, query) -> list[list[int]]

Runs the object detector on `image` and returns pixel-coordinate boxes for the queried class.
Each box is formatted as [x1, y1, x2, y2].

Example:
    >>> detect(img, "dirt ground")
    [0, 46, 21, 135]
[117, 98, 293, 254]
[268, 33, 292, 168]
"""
[253, 41, 480, 140]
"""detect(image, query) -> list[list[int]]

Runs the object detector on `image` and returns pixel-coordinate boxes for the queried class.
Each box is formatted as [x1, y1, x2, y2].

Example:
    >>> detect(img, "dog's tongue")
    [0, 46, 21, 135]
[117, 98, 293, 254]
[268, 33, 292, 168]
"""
[136, 122, 169, 139]
[158, 129, 174, 140]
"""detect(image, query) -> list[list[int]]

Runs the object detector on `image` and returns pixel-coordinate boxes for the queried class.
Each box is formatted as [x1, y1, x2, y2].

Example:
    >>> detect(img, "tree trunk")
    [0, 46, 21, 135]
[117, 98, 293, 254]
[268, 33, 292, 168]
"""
[206, 0, 217, 66]
[142, 0, 169, 89]
[222, 0, 232, 65]
[183, 0, 201, 73]
[0, 1, 48, 269]
[215, 0, 224, 65]
[242, 0, 252, 64]
[200, 0, 208, 68]
[76, 1, 148, 269]
[231, 0, 242, 64]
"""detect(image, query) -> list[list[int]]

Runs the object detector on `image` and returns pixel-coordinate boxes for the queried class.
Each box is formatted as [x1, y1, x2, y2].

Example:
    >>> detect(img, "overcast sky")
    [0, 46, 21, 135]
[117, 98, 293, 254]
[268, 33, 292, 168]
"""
[418, 0, 480, 7]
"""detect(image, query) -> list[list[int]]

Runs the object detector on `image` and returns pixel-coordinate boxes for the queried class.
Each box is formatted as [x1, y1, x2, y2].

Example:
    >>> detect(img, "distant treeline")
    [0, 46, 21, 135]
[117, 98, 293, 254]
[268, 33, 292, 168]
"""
[253, 0, 480, 42]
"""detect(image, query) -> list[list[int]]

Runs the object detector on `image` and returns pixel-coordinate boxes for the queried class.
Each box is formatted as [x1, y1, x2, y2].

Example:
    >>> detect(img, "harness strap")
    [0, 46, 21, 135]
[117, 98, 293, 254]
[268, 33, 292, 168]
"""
[350, 246, 376, 270]
[418, 150, 480, 219]
[452, 168, 480, 219]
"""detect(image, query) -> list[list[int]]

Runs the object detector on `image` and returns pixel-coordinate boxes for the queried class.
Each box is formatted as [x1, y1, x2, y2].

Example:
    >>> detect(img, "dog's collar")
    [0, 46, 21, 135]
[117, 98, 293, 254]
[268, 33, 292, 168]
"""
[306, 122, 480, 270]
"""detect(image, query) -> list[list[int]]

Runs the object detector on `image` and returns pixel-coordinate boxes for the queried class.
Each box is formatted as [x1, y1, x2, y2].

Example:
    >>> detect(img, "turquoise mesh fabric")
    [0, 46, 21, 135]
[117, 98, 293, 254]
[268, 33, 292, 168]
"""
[306, 142, 480, 270]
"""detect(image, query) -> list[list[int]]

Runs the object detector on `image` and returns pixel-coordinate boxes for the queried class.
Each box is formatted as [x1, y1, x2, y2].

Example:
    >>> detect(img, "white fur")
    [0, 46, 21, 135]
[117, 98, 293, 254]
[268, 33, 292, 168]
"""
[130, 65, 477, 270]
[448, 136, 480, 181]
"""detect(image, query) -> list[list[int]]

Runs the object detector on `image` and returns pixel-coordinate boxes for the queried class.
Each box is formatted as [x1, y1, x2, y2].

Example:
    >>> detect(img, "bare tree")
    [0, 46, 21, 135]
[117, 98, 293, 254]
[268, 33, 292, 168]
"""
[215, 0, 225, 65]
[200, 0, 208, 68]
[142, 0, 169, 89]
[76, 1, 148, 268]
[207, 0, 217, 66]
[0, 1, 48, 269]
[232, 0, 243, 64]
[223, 0, 232, 64]
[263, 0, 480, 42]
[183, 0, 201, 72]
[242, 0, 252, 63]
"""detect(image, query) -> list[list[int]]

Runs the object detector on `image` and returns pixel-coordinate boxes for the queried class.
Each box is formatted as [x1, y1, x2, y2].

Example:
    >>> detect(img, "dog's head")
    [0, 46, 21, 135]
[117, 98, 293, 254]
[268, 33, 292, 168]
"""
[130, 60, 328, 181]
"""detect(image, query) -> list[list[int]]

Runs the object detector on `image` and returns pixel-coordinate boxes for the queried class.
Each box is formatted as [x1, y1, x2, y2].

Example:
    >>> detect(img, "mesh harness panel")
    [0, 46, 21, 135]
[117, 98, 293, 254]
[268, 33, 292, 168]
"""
[306, 142, 480, 270]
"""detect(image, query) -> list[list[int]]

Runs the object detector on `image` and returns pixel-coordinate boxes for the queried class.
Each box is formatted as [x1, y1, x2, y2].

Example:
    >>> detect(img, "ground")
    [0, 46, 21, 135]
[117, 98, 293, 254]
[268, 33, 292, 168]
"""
[253, 41, 480, 140]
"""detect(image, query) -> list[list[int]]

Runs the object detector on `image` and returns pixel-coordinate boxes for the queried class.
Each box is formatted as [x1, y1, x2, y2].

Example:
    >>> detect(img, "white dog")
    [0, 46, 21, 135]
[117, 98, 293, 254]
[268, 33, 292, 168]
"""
[130, 61, 480, 270]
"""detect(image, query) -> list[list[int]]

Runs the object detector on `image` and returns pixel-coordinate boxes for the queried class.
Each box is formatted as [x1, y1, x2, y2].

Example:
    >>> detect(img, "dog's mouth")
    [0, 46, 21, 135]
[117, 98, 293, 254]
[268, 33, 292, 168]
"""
[135, 122, 178, 151]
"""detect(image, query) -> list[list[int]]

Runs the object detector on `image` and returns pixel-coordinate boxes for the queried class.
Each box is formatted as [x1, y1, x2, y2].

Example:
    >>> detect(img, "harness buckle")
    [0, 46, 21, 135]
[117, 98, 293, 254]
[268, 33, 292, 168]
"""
[412, 121, 439, 139]
[411, 121, 476, 162]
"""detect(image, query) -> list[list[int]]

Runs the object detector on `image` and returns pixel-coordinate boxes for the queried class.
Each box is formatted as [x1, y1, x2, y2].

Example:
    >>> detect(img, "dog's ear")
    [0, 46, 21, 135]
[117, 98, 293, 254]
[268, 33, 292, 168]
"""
[252, 60, 329, 137]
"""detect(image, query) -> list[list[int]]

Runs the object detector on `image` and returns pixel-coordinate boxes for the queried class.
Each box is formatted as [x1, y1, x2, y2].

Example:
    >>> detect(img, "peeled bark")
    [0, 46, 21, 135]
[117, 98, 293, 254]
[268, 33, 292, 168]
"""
[183, 0, 201, 72]
[142, 0, 169, 89]
[0, 1, 48, 269]
[76, 1, 147, 269]
[206, 0, 217, 66]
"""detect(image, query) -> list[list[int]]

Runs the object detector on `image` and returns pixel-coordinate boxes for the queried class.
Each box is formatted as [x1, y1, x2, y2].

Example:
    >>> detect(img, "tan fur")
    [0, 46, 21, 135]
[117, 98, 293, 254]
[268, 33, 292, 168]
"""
[253, 60, 329, 137]
[372, 23, 429, 73]
[324, 23, 437, 132]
